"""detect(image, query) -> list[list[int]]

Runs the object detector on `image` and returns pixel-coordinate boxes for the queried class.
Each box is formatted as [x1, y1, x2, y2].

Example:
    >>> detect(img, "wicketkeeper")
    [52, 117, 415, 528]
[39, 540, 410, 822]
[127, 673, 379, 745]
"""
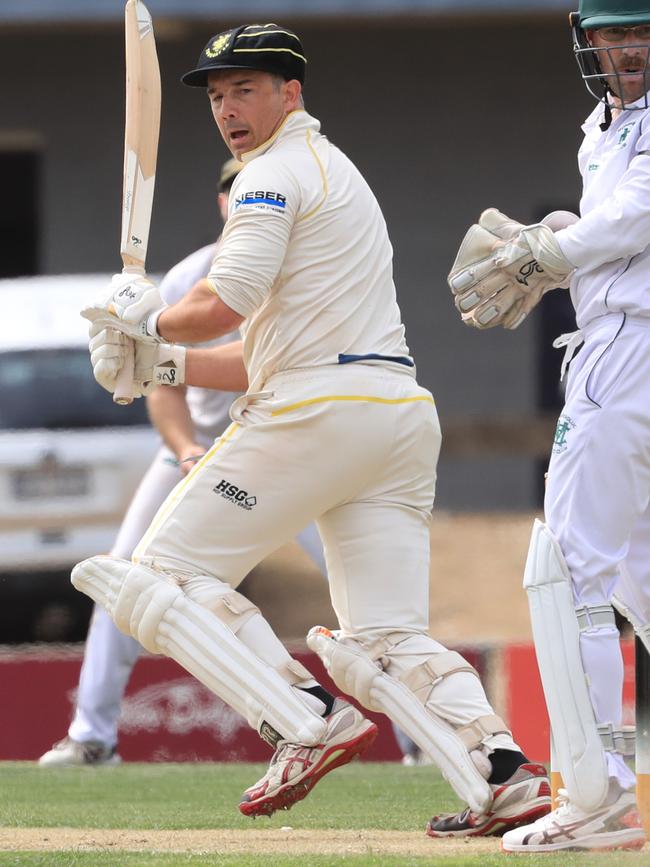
[447, 0, 650, 853]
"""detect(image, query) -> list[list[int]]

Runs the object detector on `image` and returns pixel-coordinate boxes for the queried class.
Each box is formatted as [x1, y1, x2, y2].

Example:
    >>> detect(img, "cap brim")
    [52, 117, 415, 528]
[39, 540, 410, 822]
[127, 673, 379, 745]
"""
[181, 62, 280, 88]
[181, 63, 241, 87]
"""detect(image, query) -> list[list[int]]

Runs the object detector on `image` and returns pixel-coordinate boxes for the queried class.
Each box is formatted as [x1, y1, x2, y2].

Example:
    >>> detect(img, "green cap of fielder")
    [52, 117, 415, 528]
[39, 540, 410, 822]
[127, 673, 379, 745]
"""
[571, 0, 650, 111]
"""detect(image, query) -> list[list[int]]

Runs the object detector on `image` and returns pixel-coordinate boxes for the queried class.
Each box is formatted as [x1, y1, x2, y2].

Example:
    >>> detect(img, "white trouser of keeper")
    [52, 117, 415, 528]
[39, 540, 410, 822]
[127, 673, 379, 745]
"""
[544, 313, 650, 799]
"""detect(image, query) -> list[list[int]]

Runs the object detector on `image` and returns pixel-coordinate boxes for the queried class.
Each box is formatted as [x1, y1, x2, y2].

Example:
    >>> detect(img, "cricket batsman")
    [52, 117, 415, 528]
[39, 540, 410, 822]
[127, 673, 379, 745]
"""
[72, 23, 550, 832]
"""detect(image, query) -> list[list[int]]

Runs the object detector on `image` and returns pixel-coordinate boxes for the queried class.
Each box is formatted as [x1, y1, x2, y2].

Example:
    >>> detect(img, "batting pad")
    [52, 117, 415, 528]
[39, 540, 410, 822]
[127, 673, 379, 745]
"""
[524, 520, 609, 810]
[72, 556, 327, 746]
[307, 627, 492, 814]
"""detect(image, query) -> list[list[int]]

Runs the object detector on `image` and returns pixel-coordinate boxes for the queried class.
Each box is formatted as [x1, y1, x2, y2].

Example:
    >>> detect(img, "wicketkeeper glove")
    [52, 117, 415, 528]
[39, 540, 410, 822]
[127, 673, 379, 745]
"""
[448, 209, 576, 330]
[89, 323, 185, 397]
[81, 271, 168, 341]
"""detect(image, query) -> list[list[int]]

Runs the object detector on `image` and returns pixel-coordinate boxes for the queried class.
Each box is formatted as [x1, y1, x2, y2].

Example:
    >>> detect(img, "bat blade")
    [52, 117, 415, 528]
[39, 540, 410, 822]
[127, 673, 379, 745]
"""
[114, 0, 161, 405]
[121, 0, 160, 270]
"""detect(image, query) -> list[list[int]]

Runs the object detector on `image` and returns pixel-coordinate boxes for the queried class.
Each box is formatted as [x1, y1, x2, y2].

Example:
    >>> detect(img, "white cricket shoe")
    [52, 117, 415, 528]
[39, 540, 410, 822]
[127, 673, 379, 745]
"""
[239, 698, 378, 817]
[501, 786, 646, 852]
[38, 736, 122, 767]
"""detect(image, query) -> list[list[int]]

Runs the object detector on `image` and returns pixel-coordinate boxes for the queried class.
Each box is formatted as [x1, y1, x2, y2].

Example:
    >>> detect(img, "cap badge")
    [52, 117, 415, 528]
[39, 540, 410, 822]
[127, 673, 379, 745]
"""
[206, 32, 232, 58]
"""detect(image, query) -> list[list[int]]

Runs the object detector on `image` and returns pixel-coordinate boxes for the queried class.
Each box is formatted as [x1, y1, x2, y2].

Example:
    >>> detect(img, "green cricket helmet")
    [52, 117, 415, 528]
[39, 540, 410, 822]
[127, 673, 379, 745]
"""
[578, 0, 650, 28]
[571, 0, 650, 112]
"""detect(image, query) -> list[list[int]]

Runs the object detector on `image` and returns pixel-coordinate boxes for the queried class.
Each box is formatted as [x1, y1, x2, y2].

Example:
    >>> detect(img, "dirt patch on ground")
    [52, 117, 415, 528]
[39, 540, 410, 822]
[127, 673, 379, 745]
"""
[0, 827, 504, 856]
[4, 828, 648, 857]
[3, 828, 649, 858]
[3, 828, 648, 857]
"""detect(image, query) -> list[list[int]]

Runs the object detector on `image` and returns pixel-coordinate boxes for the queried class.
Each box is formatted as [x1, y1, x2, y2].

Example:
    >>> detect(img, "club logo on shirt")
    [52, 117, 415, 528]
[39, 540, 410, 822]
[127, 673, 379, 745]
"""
[234, 190, 287, 213]
[552, 414, 576, 454]
[615, 123, 635, 150]
[213, 478, 257, 510]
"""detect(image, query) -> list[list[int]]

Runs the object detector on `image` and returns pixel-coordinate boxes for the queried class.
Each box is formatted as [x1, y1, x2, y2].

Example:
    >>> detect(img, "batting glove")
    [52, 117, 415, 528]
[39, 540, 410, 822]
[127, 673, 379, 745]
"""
[134, 340, 186, 391]
[89, 323, 147, 398]
[81, 271, 168, 341]
[89, 324, 185, 397]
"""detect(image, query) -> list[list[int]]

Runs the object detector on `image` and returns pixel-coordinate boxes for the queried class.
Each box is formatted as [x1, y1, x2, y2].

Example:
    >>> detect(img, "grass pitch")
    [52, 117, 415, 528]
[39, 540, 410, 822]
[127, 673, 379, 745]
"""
[0, 761, 646, 865]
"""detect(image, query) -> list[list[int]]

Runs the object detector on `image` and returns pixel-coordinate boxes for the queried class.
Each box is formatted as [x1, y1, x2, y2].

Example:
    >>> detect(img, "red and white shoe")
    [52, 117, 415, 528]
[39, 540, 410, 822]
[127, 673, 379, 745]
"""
[239, 698, 378, 817]
[501, 787, 646, 852]
[426, 762, 551, 838]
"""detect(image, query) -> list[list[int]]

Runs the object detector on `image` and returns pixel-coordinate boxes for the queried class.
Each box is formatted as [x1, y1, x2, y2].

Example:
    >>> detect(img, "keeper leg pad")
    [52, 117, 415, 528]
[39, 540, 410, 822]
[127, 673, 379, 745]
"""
[524, 519, 609, 810]
[72, 556, 326, 748]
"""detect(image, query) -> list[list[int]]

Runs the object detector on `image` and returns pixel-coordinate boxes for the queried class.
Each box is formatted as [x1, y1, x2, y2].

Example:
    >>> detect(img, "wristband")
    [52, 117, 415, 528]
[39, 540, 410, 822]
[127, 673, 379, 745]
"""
[152, 345, 186, 387]
[146, 305, 169, 340]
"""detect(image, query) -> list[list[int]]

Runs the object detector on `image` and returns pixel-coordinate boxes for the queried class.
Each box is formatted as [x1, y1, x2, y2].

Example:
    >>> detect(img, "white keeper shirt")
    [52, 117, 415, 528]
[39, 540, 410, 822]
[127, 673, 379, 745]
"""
[206, 110, 413, 392]
[555, 96, 650, 329]
[160, 242, 239, 433]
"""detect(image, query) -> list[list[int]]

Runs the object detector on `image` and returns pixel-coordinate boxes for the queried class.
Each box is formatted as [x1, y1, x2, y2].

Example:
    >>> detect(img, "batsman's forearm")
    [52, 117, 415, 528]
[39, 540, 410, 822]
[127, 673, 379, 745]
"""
[185, 340, 248, 392]
[157, 278, 243, 343]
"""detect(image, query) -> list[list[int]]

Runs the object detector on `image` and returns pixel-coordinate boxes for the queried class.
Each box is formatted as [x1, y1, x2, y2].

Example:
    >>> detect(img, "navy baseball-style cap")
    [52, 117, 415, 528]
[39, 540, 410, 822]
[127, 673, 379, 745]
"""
[181, 23, 307, 88]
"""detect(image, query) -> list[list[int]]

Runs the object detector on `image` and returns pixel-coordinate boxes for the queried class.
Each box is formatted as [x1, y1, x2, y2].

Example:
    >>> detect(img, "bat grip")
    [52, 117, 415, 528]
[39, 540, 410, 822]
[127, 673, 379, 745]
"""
[113, 339, 135, 406]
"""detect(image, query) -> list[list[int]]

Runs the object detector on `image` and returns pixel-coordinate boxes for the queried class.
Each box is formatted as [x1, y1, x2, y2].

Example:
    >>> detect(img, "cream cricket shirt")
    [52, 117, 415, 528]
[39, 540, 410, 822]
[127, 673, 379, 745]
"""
[555, 98, 650, 329]
[206, 110, 412, 392]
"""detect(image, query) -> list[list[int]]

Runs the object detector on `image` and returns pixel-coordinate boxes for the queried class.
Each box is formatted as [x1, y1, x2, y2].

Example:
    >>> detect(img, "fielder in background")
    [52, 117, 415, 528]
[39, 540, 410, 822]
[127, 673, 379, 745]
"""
[74, 24, 551, 831]
[448, 0, 650, 852]
[39, 157, 325, 766]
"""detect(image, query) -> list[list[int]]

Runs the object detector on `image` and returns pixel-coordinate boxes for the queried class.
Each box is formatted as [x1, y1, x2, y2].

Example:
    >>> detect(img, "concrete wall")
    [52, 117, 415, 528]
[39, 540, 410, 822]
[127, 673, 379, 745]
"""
[0, 16, 592, 508]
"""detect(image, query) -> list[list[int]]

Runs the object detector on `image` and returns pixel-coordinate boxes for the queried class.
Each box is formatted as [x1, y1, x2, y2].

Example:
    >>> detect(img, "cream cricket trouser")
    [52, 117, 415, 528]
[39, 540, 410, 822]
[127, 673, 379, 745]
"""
[133, 365, 517, 755]
[545, 313, 650, 790]
[69, 444, 327, 747]
[135, 365, 440, 640]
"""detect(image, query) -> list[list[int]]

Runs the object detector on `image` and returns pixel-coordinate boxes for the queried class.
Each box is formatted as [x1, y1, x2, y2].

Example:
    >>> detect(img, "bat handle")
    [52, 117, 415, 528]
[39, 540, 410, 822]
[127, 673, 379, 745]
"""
[113, 339, 135, 405]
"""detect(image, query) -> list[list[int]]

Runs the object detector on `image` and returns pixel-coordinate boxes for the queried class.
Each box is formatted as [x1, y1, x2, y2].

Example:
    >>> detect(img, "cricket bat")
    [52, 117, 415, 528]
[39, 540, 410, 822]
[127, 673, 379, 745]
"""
[113, 0, 161, 405]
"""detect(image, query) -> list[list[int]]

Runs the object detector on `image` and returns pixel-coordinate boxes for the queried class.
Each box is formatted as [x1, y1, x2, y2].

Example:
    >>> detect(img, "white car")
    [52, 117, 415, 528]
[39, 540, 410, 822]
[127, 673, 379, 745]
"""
[0, 275, 158, 637]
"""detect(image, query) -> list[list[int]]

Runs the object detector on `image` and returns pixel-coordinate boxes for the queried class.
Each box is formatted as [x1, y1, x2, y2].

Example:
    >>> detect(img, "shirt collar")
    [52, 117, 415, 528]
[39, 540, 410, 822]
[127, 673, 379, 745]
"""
[625, 90, 650, 111]
[240, 110, 321, 163]
[583, 90, 650, 133]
